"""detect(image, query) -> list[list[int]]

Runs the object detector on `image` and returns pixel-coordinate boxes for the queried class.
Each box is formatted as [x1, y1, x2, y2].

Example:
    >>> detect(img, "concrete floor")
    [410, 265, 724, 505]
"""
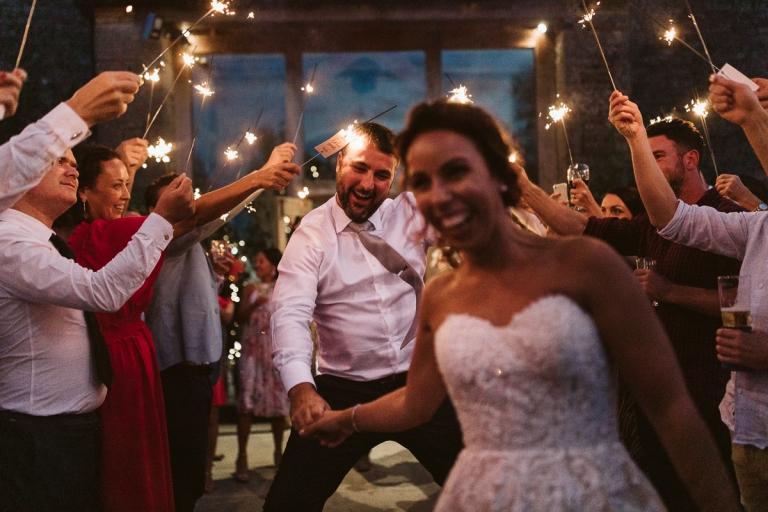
[195, 422, 441, 511]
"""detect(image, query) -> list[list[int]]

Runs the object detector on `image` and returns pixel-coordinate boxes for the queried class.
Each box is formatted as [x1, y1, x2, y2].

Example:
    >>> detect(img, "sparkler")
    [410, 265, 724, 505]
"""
[662, 23, 676, 46]
[147, 137, 173, 163]
[224, 148, 239, 161]
[293, 63, 319, 145]
[686, 96, 718, 176]
[625, 0, 718, 70]
[186, 55, 215, 173]
[143, 68, 161, 134]
[143, 51, 197, 139]
[299, 105, 398, 168]
[142, 1, 228, 73]
[579, 0, 616, 91]
[0, 0, 37, 120]
[244, 132, 257, 145]
[448, 85, 473, 104]
[207, 124, 255, 192]
[683, 0, 717, 76]
[544, 97, 574, 167]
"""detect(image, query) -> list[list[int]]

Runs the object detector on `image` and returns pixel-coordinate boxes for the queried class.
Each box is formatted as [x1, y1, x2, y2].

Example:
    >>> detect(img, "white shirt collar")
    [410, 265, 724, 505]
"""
[330, 194, 383, 234]
[0, 208, 54, 242]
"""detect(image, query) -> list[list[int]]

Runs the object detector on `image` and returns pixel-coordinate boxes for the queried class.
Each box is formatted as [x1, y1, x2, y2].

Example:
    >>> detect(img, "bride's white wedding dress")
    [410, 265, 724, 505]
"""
[433, 295, 666, 511]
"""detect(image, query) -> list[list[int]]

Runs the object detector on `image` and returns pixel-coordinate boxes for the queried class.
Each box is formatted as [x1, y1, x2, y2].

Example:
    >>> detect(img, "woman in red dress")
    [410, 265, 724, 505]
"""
[60, 144, 299, 511]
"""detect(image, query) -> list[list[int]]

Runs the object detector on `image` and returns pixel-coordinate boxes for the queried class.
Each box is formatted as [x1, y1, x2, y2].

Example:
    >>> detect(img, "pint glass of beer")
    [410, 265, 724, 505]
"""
[718, 275, 752, 371]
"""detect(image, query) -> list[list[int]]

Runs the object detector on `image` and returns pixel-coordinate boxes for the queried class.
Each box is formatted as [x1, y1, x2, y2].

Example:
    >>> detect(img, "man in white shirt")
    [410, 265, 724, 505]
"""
[0, 150, 193, 511]
[265, 123, 462, 511]
[0, 71, 141, 214]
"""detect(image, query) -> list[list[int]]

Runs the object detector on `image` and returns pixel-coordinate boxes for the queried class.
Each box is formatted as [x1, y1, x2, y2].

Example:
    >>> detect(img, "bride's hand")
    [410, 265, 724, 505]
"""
[299, 408, 356, 448]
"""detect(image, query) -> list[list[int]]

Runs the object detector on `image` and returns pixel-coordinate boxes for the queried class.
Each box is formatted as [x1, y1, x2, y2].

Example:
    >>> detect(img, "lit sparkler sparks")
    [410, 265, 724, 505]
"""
[211, 1, 227, 13]
[182, 53, 198, 68]
[147, 137, 173, 163]
[448, 85, 473, 104]
[224, 148, 239, 161]
[686, 96, 718, 176]
[248, 12, 255, 19]
[663, 23, 676, 46]
[649, 115, 675, 125]
[301, 84, 314, 93]
[143, 68, 160, 83]
[194, 83, 214, 97]
[579, 5, 597, 25]
[194, 188, 202, 200]
[508, 153, 518, 163]
[544, 97, 574, 166]
[245, 132, 257, 145]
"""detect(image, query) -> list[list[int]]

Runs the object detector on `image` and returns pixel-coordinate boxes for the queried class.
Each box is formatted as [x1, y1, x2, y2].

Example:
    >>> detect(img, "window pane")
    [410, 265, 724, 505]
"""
[301, 51, 427, 180]
[442, 49, 537, 175]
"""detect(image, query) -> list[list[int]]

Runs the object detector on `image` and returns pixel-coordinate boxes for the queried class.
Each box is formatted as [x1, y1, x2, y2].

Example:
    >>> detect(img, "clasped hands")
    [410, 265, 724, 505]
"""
[289, 383, 356, 447]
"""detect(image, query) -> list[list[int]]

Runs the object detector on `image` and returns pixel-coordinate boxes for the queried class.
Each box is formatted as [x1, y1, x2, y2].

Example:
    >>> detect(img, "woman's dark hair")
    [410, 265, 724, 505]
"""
[260, 247, 283, 279]
[396, 100, 521, 207]
[53, 145, 122, 232]
[604, 185, 646, 217]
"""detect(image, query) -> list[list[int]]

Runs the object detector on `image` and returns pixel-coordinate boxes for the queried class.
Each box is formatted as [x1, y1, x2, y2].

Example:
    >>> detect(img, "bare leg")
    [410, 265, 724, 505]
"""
[235, 412, 252, 482]
[271, 416, 286, 467]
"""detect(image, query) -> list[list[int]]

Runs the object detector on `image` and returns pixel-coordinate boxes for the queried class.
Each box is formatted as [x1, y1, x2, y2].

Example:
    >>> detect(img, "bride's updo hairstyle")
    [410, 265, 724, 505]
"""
[396, 100, 521, 208]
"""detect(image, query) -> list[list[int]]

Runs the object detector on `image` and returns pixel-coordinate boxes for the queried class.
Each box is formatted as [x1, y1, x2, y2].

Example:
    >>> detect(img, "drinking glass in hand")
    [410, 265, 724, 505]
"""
[636, 257, 658, 306]
[718, 275, 752, 372]
[566, 163, 590, 211]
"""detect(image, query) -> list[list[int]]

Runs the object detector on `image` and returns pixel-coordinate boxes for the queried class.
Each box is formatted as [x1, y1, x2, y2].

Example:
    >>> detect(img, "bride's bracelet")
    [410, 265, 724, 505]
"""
[350, 404, 361, 432]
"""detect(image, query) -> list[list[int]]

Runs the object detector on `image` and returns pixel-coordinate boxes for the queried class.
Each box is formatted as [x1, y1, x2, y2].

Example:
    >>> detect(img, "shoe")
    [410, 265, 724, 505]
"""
[204, 470, 215, 493]
[273, 448, 282, 468]
[235, 452, 250, 483]
[354, 453, 371, 472]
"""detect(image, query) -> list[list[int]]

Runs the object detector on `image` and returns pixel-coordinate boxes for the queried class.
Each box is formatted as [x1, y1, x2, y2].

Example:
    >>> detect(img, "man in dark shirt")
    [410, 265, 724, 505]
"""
[518, 117, 742, 511]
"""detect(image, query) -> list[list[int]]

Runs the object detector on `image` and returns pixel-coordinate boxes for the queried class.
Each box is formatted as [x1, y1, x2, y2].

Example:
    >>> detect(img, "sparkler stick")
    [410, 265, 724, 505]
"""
[686, 96, 718, 176]
[207, 126, 254, 192]
[142, 1, 228, 73]
[143, 57, 193, 138]
[235, 108, 263, 181]
[15, 0, 37, 69]
[625, 0, 718, 70]
[299, 105, 398, 168]
[186, 55, 215, 172]
[580, 0, 616, 91]
[683, 0, 717, 76]
[0, 0, 37, 120]
[444, 73, 457, 89]
[143, 68, 161, 135]
[292, 63, 319, 144]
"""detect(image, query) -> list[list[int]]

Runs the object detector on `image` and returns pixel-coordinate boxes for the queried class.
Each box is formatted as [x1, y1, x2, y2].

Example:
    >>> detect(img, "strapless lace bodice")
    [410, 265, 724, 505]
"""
[433, 295, 665, 511]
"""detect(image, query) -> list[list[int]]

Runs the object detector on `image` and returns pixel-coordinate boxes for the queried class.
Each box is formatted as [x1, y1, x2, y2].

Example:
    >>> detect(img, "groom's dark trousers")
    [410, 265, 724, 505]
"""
[263, 372, 464, 512]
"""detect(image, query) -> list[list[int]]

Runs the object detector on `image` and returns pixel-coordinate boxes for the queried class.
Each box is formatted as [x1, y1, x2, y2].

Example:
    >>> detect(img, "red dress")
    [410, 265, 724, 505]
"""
[68, 217, 175, 512]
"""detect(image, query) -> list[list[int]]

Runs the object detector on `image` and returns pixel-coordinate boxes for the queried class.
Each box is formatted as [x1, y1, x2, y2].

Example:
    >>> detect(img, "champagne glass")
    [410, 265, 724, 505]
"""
[566, 163, 590, 211]
[636, 257, 658, 306]
[210, 239, 229, 265]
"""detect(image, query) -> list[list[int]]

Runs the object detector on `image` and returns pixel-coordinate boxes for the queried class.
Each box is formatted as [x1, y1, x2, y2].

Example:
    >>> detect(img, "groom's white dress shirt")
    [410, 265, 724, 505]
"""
[272, 192, 427, 392]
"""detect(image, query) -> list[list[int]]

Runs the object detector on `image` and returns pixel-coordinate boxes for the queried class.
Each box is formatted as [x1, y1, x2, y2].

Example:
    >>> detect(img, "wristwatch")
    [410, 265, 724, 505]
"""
[754, 203, 768, 212]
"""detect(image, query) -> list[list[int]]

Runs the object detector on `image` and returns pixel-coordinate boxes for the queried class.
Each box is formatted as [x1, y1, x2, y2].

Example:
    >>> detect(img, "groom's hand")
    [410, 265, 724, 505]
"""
[288, 382, 331, 431]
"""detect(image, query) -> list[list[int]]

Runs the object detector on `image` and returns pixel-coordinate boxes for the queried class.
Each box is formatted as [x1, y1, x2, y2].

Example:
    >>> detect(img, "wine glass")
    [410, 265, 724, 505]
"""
[566, 163, 590, 211]
[636, 257, 658, 306]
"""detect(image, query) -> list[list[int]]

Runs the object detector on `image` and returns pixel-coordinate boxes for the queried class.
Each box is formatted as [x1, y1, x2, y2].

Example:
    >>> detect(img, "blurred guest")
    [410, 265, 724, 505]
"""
[234, 248, 290, 481]
[570, 180, 646, 220]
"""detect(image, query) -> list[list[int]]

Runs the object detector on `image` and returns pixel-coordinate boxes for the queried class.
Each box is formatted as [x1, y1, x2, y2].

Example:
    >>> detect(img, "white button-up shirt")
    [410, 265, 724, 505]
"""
[660, 200, 768, 448]
[0, 103, 89, 214]
[0, 209, 173, 415]
[272, 193, 428, 392]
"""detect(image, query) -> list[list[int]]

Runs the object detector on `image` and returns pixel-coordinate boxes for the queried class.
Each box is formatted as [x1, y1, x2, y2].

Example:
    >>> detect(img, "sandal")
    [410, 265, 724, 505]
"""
[235, 452, 250, 483]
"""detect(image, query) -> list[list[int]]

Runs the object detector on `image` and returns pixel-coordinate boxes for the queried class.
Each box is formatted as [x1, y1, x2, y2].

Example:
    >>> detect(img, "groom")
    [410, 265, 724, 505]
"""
[265, 122, 463, 511]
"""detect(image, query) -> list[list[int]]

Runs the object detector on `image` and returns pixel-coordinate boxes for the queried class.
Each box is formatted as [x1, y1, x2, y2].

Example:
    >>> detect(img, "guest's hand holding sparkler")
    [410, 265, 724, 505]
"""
[715, 174, 763, 211]
[569, 178, 603, 218]
[0, 69, 27, 118]
[264, 142, 297, 167]
[608, 90, 644, 140]
[709, 75, 766, 127]
[64, 71, 142, 127]
[253, 160, 300, 191]
[116, 138, 149, 174]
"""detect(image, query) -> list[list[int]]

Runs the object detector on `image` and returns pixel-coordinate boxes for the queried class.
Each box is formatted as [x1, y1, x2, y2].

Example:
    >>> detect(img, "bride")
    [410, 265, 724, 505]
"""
[301, 101, 739, 511]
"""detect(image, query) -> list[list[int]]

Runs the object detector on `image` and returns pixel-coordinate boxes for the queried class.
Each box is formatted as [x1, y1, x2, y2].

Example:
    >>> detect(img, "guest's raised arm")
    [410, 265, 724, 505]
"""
[710, 75, 768, 178]
[608, 91, 677, 228]
[515, 164, 588, 235]
[0, 69, 27, 118]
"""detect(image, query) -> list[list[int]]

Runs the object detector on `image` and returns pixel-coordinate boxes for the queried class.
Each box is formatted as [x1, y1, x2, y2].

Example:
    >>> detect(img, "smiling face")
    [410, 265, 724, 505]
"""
[23, 149, 79, 217]
[335, 137, 397, 223]
[649, 135, 689, 197]
[79, 158, 131, 221]
[600, 193, 632, 219]
[406, 130, 506, 251]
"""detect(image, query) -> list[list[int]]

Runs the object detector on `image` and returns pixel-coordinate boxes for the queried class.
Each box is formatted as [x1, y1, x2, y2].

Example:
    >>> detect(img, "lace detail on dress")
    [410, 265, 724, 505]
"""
[433, 295, 665, 511]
